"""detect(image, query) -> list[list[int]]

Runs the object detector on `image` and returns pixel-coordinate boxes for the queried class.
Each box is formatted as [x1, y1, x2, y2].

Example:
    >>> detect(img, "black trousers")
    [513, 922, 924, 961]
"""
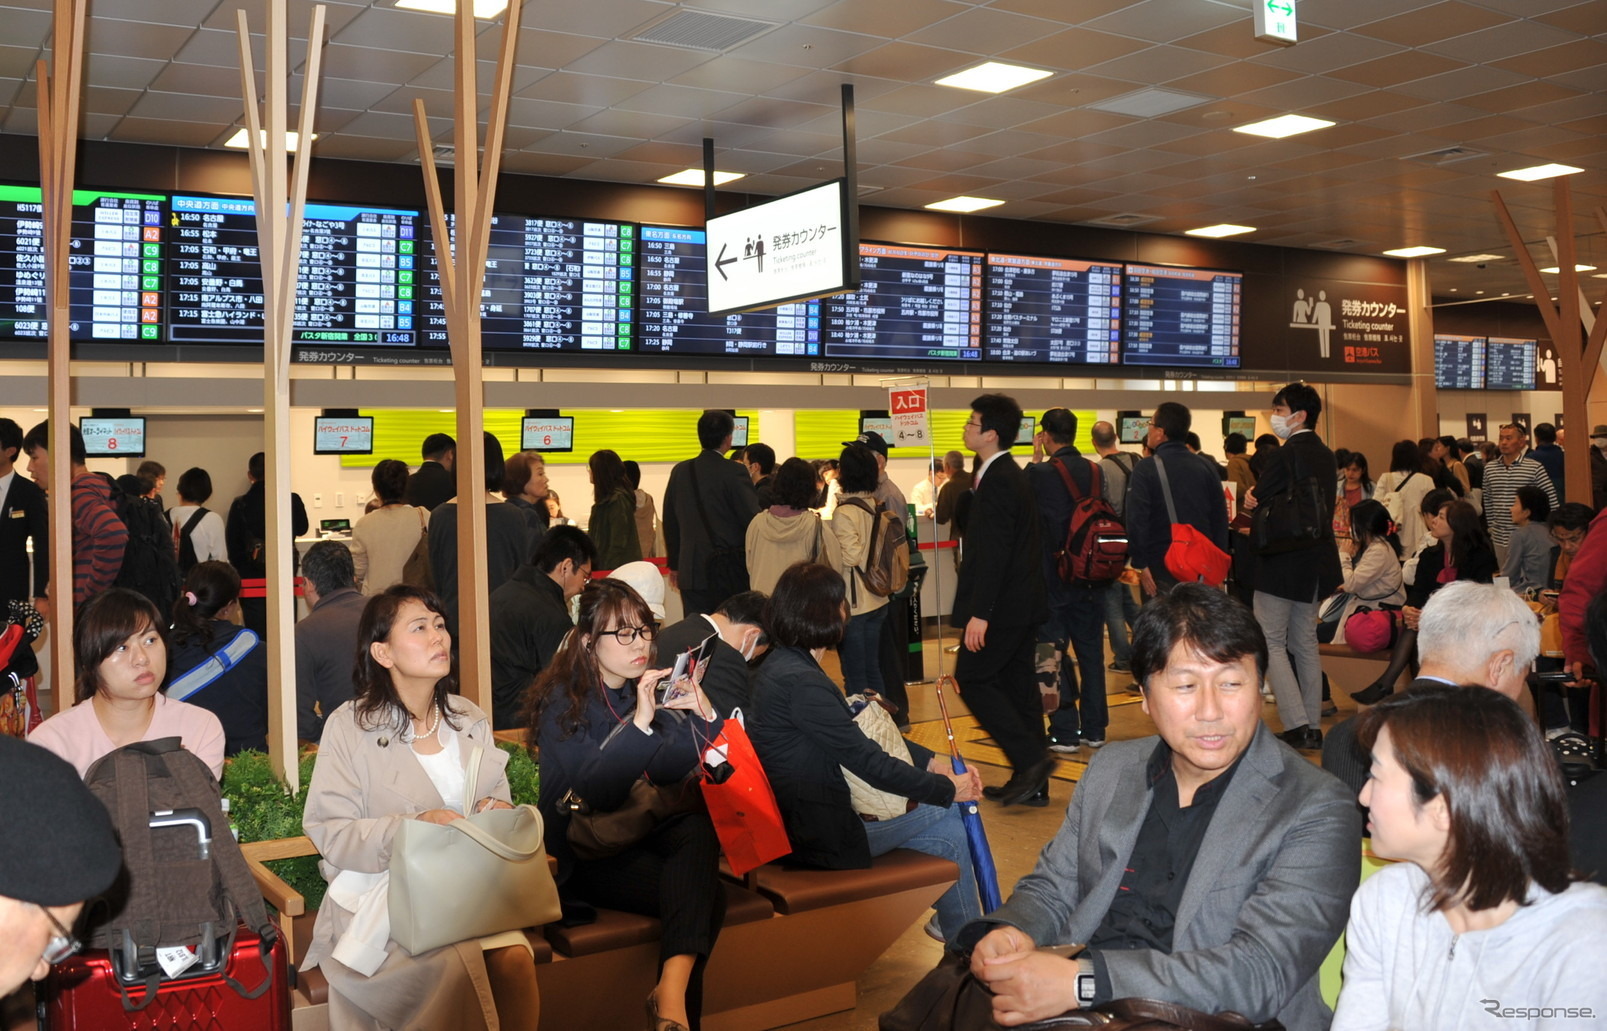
[878, 593, 912, 717]
[954, 622, 1044, 777]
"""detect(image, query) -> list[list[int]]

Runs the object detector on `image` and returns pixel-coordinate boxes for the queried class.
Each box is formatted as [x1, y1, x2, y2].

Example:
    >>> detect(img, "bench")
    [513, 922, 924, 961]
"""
[1318, 642, 1401, 698]
[242, 837, 958, 1031]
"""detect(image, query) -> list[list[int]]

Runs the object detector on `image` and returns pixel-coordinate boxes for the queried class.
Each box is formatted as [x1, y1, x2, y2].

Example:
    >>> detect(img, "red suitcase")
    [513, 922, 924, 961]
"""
[39, 922, 291, 1031]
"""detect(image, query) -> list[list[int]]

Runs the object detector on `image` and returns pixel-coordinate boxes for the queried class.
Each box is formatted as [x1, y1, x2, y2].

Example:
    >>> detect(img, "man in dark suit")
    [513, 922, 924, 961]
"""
[0, 419, 48, 616]
[1243, 383, 1341, 751]
[226, 450, 310, 636]
[1125, 403, 1229, 599]
[488, 526, 596, 730]
[404, 432, 455, 512]
[663, 410, 761, 617]
[953, 393, 1050, 806]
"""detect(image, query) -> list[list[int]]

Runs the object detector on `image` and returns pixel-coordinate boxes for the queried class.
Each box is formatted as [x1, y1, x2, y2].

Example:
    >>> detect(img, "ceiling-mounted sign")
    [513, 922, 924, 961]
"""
[705, 179, 854, 316]
[1253, 0, 1297, 45]
[889, 386, 929, 447]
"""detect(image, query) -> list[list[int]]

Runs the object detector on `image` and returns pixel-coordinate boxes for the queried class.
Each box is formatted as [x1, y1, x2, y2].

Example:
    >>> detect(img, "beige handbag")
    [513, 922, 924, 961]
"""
[388, 744, 561, 956]
[842, 693, 915, 822]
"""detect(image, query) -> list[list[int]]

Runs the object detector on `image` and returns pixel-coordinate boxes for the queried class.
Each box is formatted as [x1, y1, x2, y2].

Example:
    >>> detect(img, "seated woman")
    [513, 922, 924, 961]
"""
[29, 588, 224, 778]
[1502, 484, 1553, 594]
[748, 561, 984, 943]
[527, 578, 725, 1031]
[1333, 684, 1607, 1028]
[301, 585, 539, 1031]
[1332, 499, 1403, 647]
[167, 561, 268, 755]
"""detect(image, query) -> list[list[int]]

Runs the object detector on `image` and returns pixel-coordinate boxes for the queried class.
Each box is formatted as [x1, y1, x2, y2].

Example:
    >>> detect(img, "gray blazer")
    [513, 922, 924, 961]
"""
[980, 724, 1360, 1031]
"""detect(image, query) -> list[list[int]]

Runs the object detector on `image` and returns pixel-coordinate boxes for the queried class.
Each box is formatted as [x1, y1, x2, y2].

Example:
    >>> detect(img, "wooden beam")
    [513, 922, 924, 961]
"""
[1489, 189, 1565, 345]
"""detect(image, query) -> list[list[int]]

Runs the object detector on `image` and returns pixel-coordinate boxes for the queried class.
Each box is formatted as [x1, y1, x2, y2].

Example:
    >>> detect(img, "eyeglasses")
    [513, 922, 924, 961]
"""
[38, 905, 80, 965]
[597, 625, 657, 645]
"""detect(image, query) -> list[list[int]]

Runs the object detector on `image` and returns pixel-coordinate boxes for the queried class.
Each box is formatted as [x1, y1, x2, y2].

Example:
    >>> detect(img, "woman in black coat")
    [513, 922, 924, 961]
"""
[747, 561, 984, 943]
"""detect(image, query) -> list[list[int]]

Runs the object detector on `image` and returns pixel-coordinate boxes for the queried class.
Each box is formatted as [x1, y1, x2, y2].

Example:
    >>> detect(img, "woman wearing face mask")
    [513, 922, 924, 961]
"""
[1332, 685, 1607, 1030]
[526, 578, 725, 1031]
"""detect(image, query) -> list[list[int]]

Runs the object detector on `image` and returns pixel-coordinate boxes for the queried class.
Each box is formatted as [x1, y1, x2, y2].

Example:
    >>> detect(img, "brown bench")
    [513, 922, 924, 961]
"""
[1318, 642, 1403, 699]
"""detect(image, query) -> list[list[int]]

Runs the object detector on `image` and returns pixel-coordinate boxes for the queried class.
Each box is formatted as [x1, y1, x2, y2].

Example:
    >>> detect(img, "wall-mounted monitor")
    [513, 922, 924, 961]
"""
[704, 178, 853, 316]
[984, 254, 1122, 364]
[823, 243, 982, 362]
[313, 416, 374, 455]
[1017, 415, 1038, 449]
[1223, 415, 1257, 440]
[79, 415, 146, 457]
[1486, 337, 1537, 391]
[1117, 411, 1149, 445]
[1121, 265, 1242, 369]
[730, 415, 750, 450]
[520, 415, 574, 453]
[1433, 335, 1487, 390]
[858, 411, 893, 442]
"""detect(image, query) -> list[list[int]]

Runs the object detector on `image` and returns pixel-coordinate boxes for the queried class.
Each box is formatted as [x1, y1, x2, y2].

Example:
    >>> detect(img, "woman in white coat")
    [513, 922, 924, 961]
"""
[1333, 500, 1404, 646]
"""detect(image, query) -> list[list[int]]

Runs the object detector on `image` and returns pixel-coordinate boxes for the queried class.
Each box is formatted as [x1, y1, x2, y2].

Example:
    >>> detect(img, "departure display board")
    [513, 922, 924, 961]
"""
[824, 244, 982, 361]
[0, 186, 164, 341]
[1486, 337, 1536, 391]
[985, 254, 1122, 364]
[1121, 265, 1241, 368]
[1433, 334, 1486, 390]
[419, 216, 634, 351]
[637, 225, 820, 356]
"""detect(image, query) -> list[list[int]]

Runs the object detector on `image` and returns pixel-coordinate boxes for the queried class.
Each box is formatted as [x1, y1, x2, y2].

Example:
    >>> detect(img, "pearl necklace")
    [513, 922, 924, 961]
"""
[410, 704, 440, 740]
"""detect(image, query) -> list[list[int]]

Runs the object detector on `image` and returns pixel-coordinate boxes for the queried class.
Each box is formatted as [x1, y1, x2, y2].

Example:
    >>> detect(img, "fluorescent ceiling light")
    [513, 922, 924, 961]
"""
[1382, 246, 1446, 258]
[658, 169, 745, 187]
[1497, 163, 1583, 182]
[1233, 114, 1335, 139]
[395, 0, 508, 18]
[1539, 264, 1597, 274]
[934, 61, 1052, 94]
[1185, 224, 1255, 238]
[223, 129, 316, 151]
[1446, 253, 1503, 263]
[925, 196, 1004, 213]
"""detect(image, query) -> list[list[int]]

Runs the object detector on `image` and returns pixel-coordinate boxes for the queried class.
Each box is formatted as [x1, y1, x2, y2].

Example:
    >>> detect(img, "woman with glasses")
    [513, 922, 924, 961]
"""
[526, 578, 725, 1031]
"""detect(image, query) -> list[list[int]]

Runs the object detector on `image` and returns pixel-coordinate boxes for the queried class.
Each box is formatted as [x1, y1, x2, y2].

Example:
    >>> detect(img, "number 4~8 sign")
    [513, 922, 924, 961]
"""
[889, 387, 929, 447]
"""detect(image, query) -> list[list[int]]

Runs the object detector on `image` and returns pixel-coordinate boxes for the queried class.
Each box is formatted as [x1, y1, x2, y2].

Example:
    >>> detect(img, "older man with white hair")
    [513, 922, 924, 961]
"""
[1321, 580, 1540, 798]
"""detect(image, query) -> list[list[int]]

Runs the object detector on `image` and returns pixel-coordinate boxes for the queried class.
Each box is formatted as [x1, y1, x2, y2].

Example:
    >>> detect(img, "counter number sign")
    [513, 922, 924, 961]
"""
[889, 387, 929, 447]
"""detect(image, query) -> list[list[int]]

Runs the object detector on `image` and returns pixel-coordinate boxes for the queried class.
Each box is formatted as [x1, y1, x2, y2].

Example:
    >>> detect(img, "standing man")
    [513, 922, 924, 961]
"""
[1091, 421, 1140, 674]
[225, 450, 310, 636]
[742, 443, 777, 508]
[664, 410, 761, 617]
[842, 430, 912, 718]
[953, 393, 1050, 806]
[843, 430, 909, 524]
[1482, 422, 1558, 565]
[405, 432, 455, 512]
[934, 449, 972, 549]
[1124, 403, 1228, 599]
[22, 421, 127, 607]
[0, 419, 48, 617]
[1026, 408, 1108, 755]
[1531, 422, 1565, 502]
[293, 541, 367, 743]
[1591, 425, 1607, 512]
[487, 526, 595, 730]
[1242, 383, 1341, 752]
[426, 431, 531, 638]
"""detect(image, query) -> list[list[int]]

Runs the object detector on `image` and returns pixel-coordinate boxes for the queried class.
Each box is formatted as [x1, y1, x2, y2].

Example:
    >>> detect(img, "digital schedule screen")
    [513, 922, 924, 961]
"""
[1121, 265, 1241, 368]
[637, 226, 820, 356]
[419, 216, 634, 351]
[823, 244, 982, 361]
[984, 254, 1122, 364]
[0, 186, 165, 341]
[1486, 337, 1537, 391]
[1433, 335, 1486, 390]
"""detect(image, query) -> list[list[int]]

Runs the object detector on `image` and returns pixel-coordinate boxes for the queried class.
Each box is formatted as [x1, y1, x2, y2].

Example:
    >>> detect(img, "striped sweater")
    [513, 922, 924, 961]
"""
[70, 472, 127, 603]
[1480, 454, 1557, 548]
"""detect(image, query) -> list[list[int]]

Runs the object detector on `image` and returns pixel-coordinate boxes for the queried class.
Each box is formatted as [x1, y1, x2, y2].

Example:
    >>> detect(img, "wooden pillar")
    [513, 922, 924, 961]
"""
[1403, 256, 1437, 439]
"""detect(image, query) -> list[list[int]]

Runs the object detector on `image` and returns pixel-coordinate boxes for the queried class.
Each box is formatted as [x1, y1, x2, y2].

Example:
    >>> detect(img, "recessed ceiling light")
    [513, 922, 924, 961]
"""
[1539, 264, 1597, 274]
[934, 61, 1052, 94]
[1232, 114, 1335, 139]
[1594, 273, 1607, 279]
[1475, 290, 1484, 295]
[395, 0, 508, 18]
[1185, 224, 1255, 238]
[1383, 246, 1446, 258]
[1447, 253, 1503, 263]
[925, 196, 1004, 213]
[223, 129, 316, 151]
[1496, 163, 1583, 182]
[657, 169, 745, 187]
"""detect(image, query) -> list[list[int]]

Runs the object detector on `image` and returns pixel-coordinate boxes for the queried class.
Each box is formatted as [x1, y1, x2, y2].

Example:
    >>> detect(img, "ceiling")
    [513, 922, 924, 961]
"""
[0, 0, 1604, 305]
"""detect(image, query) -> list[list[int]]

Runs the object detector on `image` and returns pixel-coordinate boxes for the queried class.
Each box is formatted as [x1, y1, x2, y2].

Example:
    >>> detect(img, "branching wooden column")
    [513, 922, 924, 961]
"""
[411, 0, 523, 710]
[237, 0, 327, 791]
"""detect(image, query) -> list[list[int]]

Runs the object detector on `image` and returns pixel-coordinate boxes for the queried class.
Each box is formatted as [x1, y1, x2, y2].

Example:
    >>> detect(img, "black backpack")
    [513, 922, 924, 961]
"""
[113, 493, 182, 616]
[174, 507, 209, 575]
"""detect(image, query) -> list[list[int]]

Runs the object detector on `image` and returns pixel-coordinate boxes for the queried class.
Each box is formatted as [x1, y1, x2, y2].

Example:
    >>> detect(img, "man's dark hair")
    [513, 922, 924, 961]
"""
[697, 410, 735, 451]
[533, 524, 598, 575]
[1090, 422, 1116, 450]
[1040, 408, 1076, 446]
[370, 459, 410, 504]
[480, 430, 506, 493]
[1534, 422, 1557, 444]
[1273, 381, 1322, 423]
[301, 539, 356, 597]
[1183, 432, 1202, 452]
[1548, 502, 1593, 536]
[1253, 433, 1278, 451]
[24, 420, 86, 465]
[970, 393, 1023, 449]
[422, 433, 455, 461]
[621, 459, 642, 491]
[0, 418, 21, 463]
[765, 562, 847, 650]
[837, 444, 880, 493]
[247, 451, 265, 480]
[176, 467, 213, 505]
[136, 460, 165, 482]
[1151, 402, 1191, 442]
[715, 590, 771, 646]
[1130, 582, 1268, 688]
[1224, 432, 1248, 455]
[770, 457, 818, 510]
[743, 443, 776, 476]
[1456, 438, 1478, 458]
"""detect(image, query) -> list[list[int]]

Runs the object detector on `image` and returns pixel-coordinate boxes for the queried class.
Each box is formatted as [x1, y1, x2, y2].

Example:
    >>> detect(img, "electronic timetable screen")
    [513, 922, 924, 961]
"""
[1121, 265, 1242, 368]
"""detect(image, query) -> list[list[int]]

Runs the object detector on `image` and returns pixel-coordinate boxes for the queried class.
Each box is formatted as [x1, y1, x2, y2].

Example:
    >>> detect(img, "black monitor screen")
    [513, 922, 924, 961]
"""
[1433, 335, 1486, 389]
[984, 254, 1122, 364]
[520, 415, 575, 453]
[1121, 265, 1242, 368]
[1486, 337, 1536, 391]
[313, 416, 374, 455]
[823, 243, 982, 362]
[1119, 415, 1149, 445]
[79, 416, 147, 457]
[730, 416, 750, 450]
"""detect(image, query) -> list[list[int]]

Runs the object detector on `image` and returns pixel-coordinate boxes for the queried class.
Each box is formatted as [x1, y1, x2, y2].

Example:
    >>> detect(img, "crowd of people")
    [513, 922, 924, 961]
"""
[3, 397, 1606, 1031]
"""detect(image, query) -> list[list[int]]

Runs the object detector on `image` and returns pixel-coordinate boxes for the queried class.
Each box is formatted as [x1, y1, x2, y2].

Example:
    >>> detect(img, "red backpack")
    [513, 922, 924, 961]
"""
[1051, 458, 1128, 585]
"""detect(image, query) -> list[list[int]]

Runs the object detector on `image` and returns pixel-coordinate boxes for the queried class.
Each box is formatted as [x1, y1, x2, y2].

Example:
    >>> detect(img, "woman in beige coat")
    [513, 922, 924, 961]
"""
[302, 585, 539, 1030]
[349, 460, 427, 596]
[745, 457, 844, 596]
[829, 444, 890, 697]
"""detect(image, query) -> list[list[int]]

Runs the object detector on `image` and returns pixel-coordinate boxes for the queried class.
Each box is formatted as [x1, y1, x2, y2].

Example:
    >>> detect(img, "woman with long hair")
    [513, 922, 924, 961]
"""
[1332, 500, 1403, 647]
[301, 585, 538, 1030]
[1333, 685, 1607, 1028]
[1333, 452, 1373, 545]
[167, 560, 267, 755]
[527, 578, 725, 1031]
[28, 588, 224, 777]
[349, 458, 427, 595]
[1374, 440, 1436, 558]
[587, 448, 642, 571]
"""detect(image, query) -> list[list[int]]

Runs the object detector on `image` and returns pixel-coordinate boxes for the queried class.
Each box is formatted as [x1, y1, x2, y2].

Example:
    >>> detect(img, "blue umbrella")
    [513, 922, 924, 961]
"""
[932, 673, 1002, 913]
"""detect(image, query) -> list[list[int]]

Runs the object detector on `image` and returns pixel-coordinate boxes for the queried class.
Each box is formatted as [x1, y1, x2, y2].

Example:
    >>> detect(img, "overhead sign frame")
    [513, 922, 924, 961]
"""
[704, 177, 857, 317]
[1253, 0, 1297, 45]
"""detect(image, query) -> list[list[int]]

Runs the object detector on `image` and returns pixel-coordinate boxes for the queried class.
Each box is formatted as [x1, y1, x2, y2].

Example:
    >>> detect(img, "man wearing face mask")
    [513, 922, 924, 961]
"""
[654, 590, 770, 716]
[1241, 383, 1341, 752]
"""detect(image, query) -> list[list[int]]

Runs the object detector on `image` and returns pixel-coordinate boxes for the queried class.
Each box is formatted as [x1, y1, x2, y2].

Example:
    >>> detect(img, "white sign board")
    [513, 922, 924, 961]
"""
[521, 417, 575, 453]
[1253, 0, 1297, 45]
[705, 179, 851, 316]
[79, 418, 145, 457]
[889, 387, 929, 447]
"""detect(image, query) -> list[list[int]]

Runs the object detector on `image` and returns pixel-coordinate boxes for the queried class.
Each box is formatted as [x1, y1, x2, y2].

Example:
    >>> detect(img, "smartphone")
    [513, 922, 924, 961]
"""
[1530, 670, 1576, 684]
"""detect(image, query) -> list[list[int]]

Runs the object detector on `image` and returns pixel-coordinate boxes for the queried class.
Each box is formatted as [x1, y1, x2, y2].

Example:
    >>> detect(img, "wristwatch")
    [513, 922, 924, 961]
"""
[1076, 970, 1098, 1006]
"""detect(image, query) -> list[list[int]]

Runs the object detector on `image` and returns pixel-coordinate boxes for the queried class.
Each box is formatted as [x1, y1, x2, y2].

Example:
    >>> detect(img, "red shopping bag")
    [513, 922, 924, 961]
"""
[700, 713, 790, 876]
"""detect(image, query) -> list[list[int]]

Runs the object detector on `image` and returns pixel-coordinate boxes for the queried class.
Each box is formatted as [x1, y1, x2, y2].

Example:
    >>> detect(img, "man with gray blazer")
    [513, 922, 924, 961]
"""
[663, 410, 761, 617]
[960, 584, 1360, 1030]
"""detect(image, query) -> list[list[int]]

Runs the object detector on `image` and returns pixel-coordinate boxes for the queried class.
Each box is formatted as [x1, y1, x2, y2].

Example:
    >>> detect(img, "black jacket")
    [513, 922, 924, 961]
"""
[0, 473, 47, 610]
[1025, 446, 1101, 604]
[748, 646, 953, 869]
[951, 453, 1047, 629]
[405, 460, 454, 512]
[225, 481, 309, 579]
[1126, 441, 1230, 575]
[656, 615, 750, 717]
[1251, 430, 1342, 602]
[1406, 540, 1497, 608]
[488, 566, 574, 730]
[426, 500, 532, 637]
[663, 450, 760, 594]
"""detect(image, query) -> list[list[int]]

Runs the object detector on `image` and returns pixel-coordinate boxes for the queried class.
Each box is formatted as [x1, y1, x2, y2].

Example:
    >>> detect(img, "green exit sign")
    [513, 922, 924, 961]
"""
[1254, 0, 1297, 45]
